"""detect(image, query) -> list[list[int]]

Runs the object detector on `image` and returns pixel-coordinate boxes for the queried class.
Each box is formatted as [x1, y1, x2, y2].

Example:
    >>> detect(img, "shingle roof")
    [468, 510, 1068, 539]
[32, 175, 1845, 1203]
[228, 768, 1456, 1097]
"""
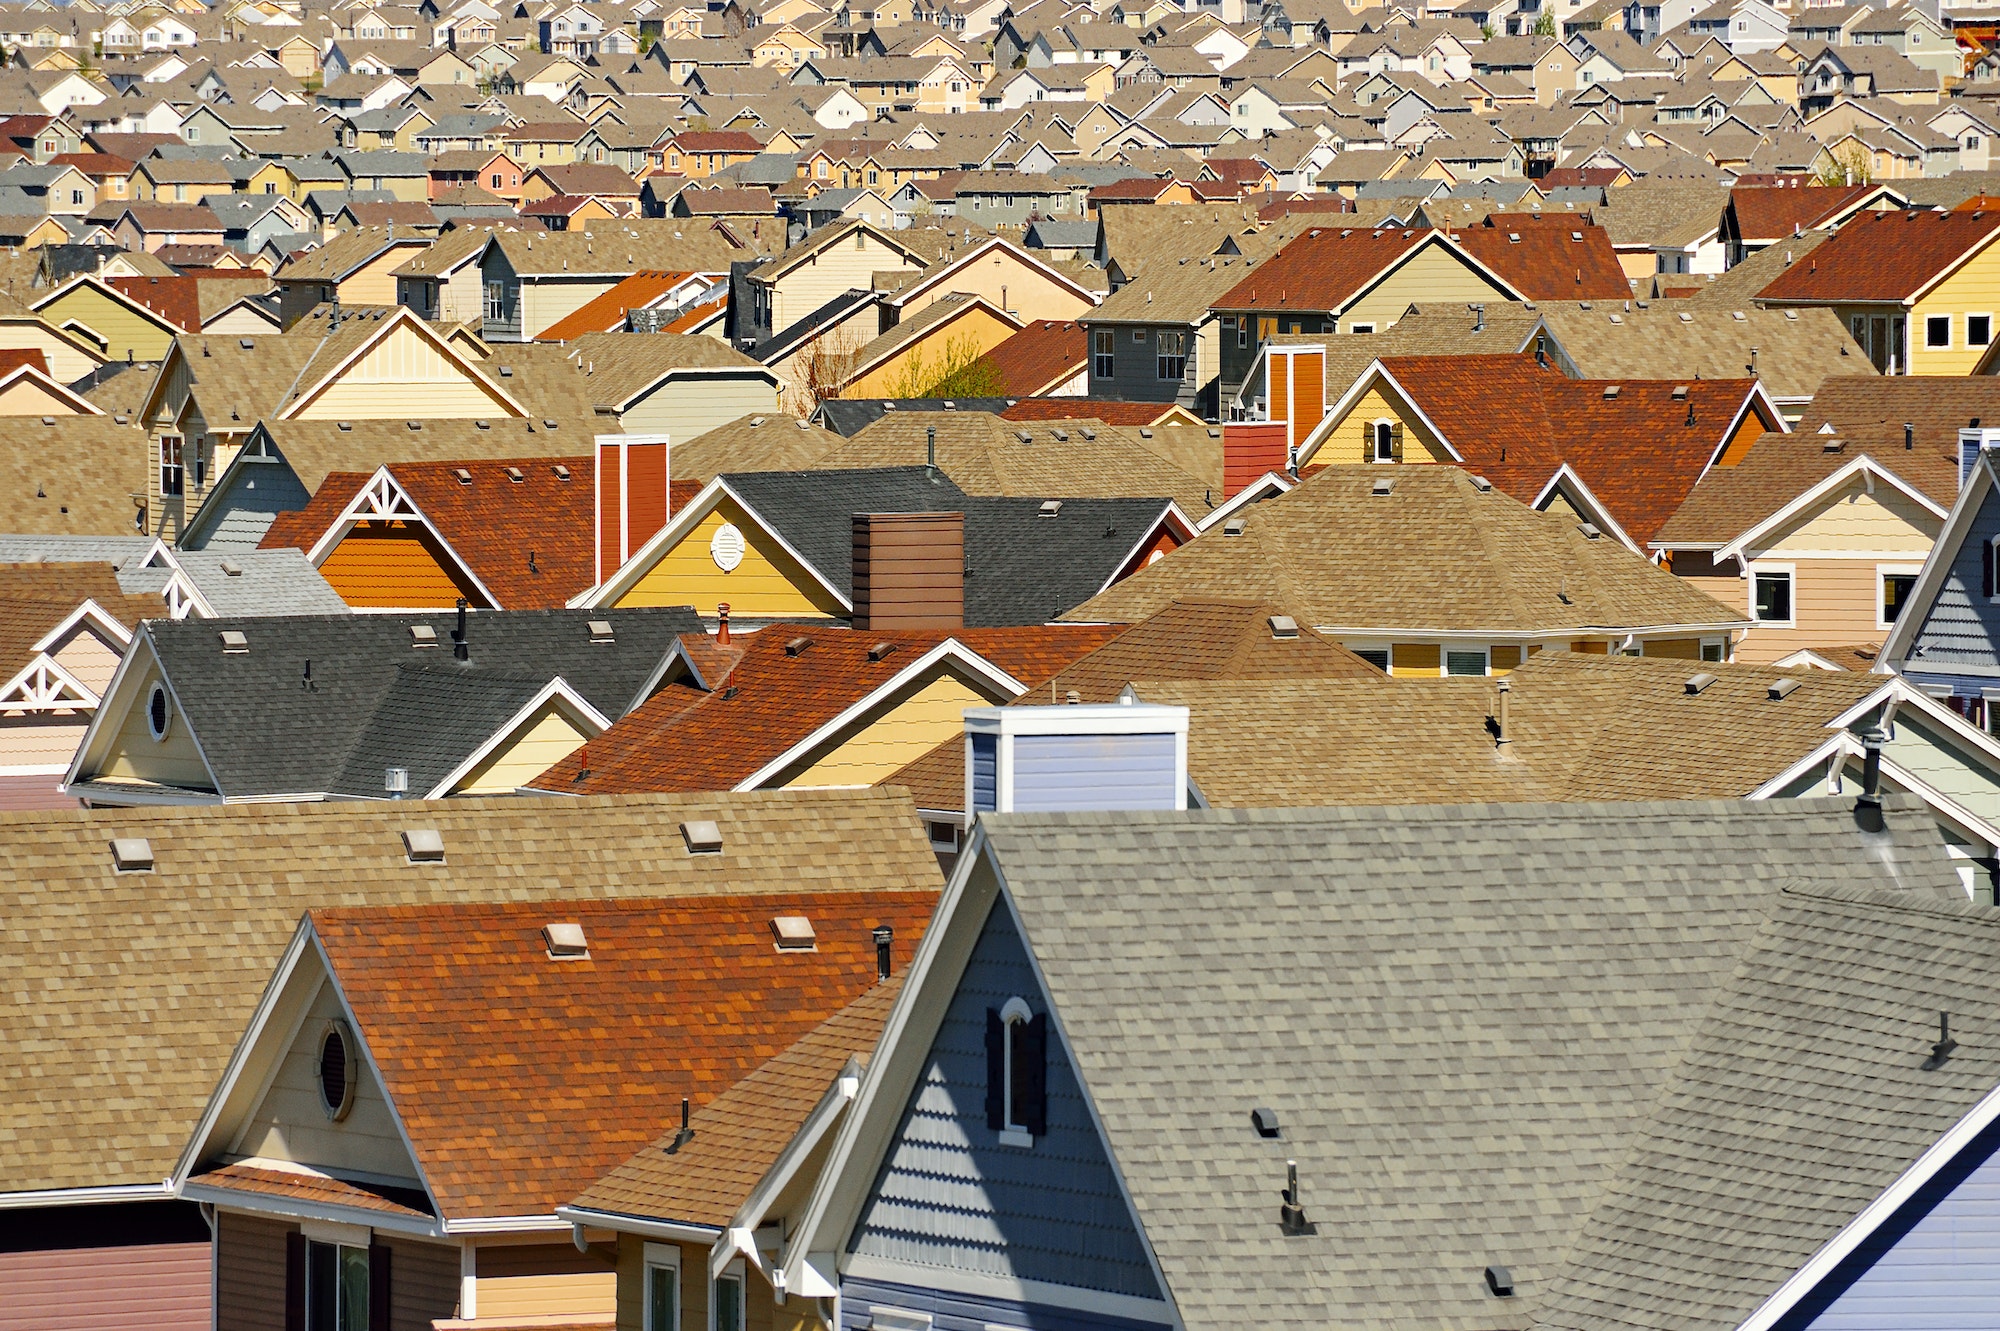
[976, 318, 1084, 396]
[0, 416, 152, 537]
[1067, 465, 1745, 633]
[0, 562, 163, 672]
[1726, 182, 1878, 244]
[1211, 223, 1434, 312]
[1758, 208, 2000, 304]
[0, 786, 939, 1197]
[973, 795, 1963, 1331]
[1444, 214, 1630, 300]
[1537, 301, 1871, 403]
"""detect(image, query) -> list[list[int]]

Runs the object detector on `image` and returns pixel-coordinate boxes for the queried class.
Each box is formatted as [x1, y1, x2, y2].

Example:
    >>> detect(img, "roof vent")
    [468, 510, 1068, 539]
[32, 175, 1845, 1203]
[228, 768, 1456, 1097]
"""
[1671, 385, 1688, 400]
[1578, 522, 1601, 539]
[499, 365, 514, 376]
[1016, 429, 1033, 443]
[402, 828, 445, 863]
[1269, 614, 1299, 639]
[1601, 384, 1620, 399]
[868, 641, 898, 662]
[1224, 518, 1247, 536]
[588, 620, 614, 644]
[1372, 478, 1393, 496]
[337, 421, 353, 431]
[1485, 1265, 1514, 1298]
[110, 837, 153, 873]
[1051, 429, 1069, 443]
[505, 466, 525, 483]
[553, 464, 571, 480]
[454, 468, 472, 484]
[785, 636, 814, 656]
[221, 560, 243, 577]
[1039, 499, 1062, 518]
[543, 921, 589, 959]
[1470, 475, 1492, 492]
[1822, 438, 1845, 453]
[1251, 1107, 1281, 1138]
[544, 419, 559, 429]
[770, 914, 816, 950]
[476, 419, 491, 430]
[1732, 310, 1747, 322]
[1677, 311, 1693, 323]
[407, 421, 422, 432]
[681, 819, 723, 854]
[410, 624, 438, 648]
[38, 415, 51, 426]
[240, 338, 254, 349]
[1684, 672, 1717, 695]
[219, 629, 248, 654]
[1768, 677, 1802, 700]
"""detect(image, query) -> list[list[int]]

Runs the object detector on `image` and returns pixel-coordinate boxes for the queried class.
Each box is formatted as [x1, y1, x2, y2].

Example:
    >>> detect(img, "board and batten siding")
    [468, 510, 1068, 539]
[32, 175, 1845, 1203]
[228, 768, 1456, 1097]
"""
[846, 895, 1164, 1301]
[1904, 483, 2000, 678]
[0, 1242, 209, 1331]
[619, 372, 779, 439]
[292, 322, 516, 419]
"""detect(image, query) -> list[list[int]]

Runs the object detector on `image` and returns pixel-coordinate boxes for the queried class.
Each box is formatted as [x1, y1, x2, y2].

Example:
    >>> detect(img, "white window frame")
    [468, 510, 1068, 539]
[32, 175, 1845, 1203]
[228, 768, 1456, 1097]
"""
[1700, 636, 1727, 663]
[1444, 646, 1490, 677]
[643, 1242, 681, 1331]
[998, 995, 1035, 1148]
[1926, 313, 1952, 349]
[1877, 562, 1924, 630]
[1347, 322, 1375, 334]
[711, 1257, 746, 1331]
[1750, 561, 1796, 628]
[1970, 312, 1994, 347]
[1370, 419, 1395, 462]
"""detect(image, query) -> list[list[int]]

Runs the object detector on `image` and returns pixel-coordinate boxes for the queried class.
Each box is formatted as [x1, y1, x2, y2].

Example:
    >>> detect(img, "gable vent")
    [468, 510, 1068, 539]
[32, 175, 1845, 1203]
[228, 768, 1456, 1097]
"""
[544, 921, 589, 959]
[681, 819, 723, 854]
[110, 837, 153, 873]
[219, 629, 248, 654]
[770, 914, 816, 950]
[402, 828, 445, 863]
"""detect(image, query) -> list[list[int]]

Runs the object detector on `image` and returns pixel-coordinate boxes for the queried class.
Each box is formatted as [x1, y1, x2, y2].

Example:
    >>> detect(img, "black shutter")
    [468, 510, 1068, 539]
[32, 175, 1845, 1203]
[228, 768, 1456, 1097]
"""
[1986, 540, 1994, 599]
[369, 1240, 392, 1331]
[984, 1008, 1005, 1131]
[284, 1231, 307, 1331]
[1018, 1013, 1048, 1137]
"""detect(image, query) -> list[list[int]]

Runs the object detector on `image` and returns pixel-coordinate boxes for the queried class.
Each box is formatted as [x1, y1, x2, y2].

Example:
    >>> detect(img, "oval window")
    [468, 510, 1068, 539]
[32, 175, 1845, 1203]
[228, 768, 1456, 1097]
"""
[146, 683, 170, 741]
[318, 1022, 356, 1121]
[711, 522, 746, 572]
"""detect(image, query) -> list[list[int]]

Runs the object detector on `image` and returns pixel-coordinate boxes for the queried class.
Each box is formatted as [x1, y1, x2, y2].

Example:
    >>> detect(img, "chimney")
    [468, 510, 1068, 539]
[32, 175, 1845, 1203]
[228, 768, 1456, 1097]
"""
[716, 602, 730, 644]
[596, 433, 671, 583]
[852, 512, 963, 629]
[964, 701, 1189, 815]
[1225, 342, 1325, 497]
[1854, 724, 1886, 833]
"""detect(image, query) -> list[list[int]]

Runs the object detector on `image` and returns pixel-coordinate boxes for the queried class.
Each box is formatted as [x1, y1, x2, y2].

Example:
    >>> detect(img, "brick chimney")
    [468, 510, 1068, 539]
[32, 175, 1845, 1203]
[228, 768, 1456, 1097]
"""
[852, 512, 963, 629]
[595, 433, 671, 584]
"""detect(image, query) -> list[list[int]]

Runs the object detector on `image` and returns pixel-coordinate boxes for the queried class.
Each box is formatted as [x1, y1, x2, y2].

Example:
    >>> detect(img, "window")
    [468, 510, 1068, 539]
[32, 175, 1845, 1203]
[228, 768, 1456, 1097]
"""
[305, 1240, 369, 1331]
[69, 188, 81, 205]
[159, 435, 184, 497]
[1446, 649, 1488, 676]
[147, 683, 171, 741]
[484, 282, 506, 323]
[1353, 646, 1390, 672]
[491, 172, 503, 189]
[1880, 566, 1921, 628]
[1753, 567, 1794, 624]
[986, 996, 1046, 1147]
[1092, 328, 1114, 378]
[1972, 315, 1993, 347]
[927, 820, 960, 852]
[712, 1267, 744, 1331]
[1973, 135, 1985, 151]
[1348, 322, 1374, 334]
[643, 1243, 679, 1331]
[1928, 315, 1952, 348]
[1700, 638, 1725, 663]
[1156, 330, 1186, 380]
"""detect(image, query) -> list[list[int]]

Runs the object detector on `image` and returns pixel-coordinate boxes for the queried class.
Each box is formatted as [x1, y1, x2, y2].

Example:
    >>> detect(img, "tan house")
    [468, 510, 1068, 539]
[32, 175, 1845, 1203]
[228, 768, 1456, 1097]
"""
[272, 225, 434, 327]
[739, 219, 931, 347]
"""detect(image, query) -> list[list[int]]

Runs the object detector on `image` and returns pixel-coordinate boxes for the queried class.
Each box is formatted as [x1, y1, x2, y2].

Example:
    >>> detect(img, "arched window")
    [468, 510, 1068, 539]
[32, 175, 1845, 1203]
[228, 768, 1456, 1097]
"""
[985, 996, 1046, 1146]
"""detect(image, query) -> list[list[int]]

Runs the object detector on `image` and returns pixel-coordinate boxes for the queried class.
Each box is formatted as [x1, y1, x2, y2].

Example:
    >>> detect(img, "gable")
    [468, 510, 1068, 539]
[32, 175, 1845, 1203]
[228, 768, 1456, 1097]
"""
[1904, 482, 2000, 680]
[1341, 240, 1515, 326]
[609, 495, 845, 619]
[318, 519, 488, 610]
[78, 640, 216, 792]
[777, 667, 999, 790]
[1750, 476, 1940, 558]
[289, 321, 519, 420]
[846, 892, 1166, 1305]
[447, 693, 594, 795]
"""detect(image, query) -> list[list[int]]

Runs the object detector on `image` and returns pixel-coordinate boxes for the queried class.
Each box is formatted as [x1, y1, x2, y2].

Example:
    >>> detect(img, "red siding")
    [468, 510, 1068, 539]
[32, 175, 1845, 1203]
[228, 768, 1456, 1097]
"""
[0, 1242, 209, 1330]
[1223, 423, 1288, 498]
[0, 773, 80, 809]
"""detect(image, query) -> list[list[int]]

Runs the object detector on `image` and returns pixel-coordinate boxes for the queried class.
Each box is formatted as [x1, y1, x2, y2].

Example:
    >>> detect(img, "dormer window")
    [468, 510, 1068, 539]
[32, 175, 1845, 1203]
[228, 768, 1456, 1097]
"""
[986, 996, 1046, 1148]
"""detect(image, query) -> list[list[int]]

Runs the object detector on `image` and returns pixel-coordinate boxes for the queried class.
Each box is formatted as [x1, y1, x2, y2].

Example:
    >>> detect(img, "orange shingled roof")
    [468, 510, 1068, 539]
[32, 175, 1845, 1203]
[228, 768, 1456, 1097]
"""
[1725, 183, 1875, 244]
[536, 270, 704, 342]
[1213, 224, 1435, 312]
[530, 624, 1121, 795]
[1758, 208, 2000, 304]
[311, 891, 938, 1219]
[1446, 214, 1630, 301]
[977, 319, 1084, 397]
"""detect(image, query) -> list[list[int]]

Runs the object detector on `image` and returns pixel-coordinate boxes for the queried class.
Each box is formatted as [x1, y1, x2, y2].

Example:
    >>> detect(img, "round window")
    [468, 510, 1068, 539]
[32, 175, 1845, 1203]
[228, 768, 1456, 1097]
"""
[146, 683, 170, 741]
[710, 522, 746, 572]
[318, 1022, 356, 1121]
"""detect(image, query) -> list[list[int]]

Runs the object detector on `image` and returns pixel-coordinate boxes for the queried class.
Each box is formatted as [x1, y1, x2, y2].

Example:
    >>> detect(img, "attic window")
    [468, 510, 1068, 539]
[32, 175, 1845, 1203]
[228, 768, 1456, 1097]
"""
[1269, 615, 1299, 639]
[770, 915, 816, 950]
[402, 828, 445, 863]
[588, 620, 615, 644]
[681, 819, 723, 854]
[411, 624, 438, 648]
[1039, 500, 1062, 518]
[110, 836, 153, 873]
[219, 629, 248, 654]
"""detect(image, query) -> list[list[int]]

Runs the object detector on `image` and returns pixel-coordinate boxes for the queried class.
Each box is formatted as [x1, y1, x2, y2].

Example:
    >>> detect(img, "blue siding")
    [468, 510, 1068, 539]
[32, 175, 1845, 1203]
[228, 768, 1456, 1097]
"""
[847, 898, 1161, 1300]
[1009, 733, 1177, 813]
[1783, 1114, 2000, 1330]
[183, 463, 310, 552]
[970, 734, 996, 814]
[840, 1276, 1168, 1331]
[1907, 485, 2000, 677]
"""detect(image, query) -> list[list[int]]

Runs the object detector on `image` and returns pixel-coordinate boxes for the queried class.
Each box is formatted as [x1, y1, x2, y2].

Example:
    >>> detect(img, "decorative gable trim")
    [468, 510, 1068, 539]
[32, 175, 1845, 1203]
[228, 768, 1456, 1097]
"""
[303, 464, 502, 609]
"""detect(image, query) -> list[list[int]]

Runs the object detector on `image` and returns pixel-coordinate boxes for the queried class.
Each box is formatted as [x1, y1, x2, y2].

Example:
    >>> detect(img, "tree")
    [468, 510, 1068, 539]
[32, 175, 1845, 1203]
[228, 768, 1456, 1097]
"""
[1815, 143, 1872, 187]
[1531, 11, 1556, 37]
[882, 331, 1004, 398]
[789, 326, 866, 416]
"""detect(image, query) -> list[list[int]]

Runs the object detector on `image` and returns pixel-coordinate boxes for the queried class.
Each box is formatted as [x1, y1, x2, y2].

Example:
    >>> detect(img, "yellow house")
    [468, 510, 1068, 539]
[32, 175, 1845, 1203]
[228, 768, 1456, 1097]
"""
[884, 235, 1103, 325]
[239, 159, 293, 198]
[841, 293, 1022, 398]
[29, 276, 186, 363]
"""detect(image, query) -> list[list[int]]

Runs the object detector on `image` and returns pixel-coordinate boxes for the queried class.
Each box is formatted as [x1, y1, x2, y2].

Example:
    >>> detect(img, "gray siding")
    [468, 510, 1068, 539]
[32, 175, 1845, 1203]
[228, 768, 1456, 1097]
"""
[1010, 733, 1179, 812]
[840, 1275, 1168, 1331]
[1787, 1117, 2000, 1329]
[1083, 322, 1197, 406]
[970, 733, 996, 813]
[478, 248, 522, 343]
[847, 897, 1162, 1300]
[1906, 485, 2000, 679]
[181, 460, 311, 552]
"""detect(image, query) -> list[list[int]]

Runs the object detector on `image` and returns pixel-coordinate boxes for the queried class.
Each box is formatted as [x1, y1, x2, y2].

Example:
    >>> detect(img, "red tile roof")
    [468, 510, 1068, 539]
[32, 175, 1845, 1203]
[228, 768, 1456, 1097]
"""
[1213, 224, 1433, 312]
[311, 891, 938, 1219]
[49, 151, 133, 177]
[977, 319, 1085, 396]
[537, 270, 705, 342]
[1087, 176, 1174, 204]
[532, 625, 1121, 794]
[1445, 213, 1630, 300]
[1726, 183, 1874, 244]
[1538, 167, 1624, 188]
[1757, 208, 2000, 303]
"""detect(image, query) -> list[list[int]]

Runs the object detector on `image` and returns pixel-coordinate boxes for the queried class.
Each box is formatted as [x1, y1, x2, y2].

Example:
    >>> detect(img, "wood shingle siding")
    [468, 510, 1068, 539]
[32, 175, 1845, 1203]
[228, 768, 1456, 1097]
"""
[316, 521, 487, 609]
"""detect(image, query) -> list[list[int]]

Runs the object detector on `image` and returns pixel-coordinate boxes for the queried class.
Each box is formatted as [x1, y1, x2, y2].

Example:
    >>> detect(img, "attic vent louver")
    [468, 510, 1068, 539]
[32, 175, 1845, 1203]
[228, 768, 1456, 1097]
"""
[219, 629, 248, 654]
[770, 915, 816, 950]
[1768, 678, 1802, 700]
[1672, 385, 1689, 399]
[337, 421, 352, 431]
[1016, 430, 1033, 443]
[868, 641, 898, 662]
[544, 922, 588, 959]
[680, 819, 723, 854]
[1578, 522, 1601, 539]
[588, 619, 614, 643]
[221, 560, 242, 576]
[1251, 1107, 1280, 1138]
[1372, 478, 1393, 496]
[1269, 614, 1298, 639]
[110, 837, 153, 873]
[1224, 518, 1247, 536]
[402, 828, 445, 863]
[1684, 672, 1717, 695]
[1601, 385, 1619, 398]
[553, 464, 571, 480]
[410, 624, 437, 647]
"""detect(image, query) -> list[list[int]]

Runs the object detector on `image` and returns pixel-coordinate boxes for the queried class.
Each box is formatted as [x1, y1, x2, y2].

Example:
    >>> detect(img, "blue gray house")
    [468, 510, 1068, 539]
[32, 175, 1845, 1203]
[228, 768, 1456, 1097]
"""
[783, 720, 2000, 1331]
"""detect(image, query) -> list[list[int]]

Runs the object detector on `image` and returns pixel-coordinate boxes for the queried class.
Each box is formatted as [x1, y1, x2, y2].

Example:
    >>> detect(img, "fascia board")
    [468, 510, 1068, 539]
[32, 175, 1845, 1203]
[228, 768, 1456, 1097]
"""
[421, 675, 611, 798]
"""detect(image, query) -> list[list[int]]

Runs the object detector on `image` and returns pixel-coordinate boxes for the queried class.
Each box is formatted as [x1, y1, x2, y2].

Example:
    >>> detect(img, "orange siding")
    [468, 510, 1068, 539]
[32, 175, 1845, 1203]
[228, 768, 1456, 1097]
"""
[1289, 350, 1323, 453]
[1715, 402, 1770, 467]
[1116, 525, 1182, 583]
[318, 521, 488, 608]
[1270, 351, 1289, 424]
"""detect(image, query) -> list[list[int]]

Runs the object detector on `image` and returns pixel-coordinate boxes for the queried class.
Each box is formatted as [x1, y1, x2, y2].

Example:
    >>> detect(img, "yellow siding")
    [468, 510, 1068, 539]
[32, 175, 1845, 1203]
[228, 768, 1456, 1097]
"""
[95, 655, 214, 789]
[0, 375, 82, 415]
[293, 322, 516, 418]
[318, 521, 487, 609]
[1541, 489, 1586, 522]
[477, 1272, 616, 1319]
[783, 672, 993, 787]
[336, 250, 420, 307]
[1342, 244, 1515, 330]
[1911, 241, 2000, 375]
[770, 231, 924, 335]
[845, 306, 1020, 398]
[613, 500, 846, 618]
[521, 277, 620, 341]
[1760, 479, 1940, 555]
[1313, 381, 1454, 464]
[896, 249, 1094, 324]
[38, 285, 175, 362]
[452, 701, 590, 795]
[0, 324, 101, 383]
[1389, 642, 1440, 676]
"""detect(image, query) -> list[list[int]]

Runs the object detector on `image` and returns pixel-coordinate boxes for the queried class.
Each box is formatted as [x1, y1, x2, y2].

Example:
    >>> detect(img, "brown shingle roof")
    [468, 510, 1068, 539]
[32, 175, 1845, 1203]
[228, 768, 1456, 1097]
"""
[1212, 223, 1434, 312]
[976, 318, 1084, 396]
[1445, 214, 1630, 301]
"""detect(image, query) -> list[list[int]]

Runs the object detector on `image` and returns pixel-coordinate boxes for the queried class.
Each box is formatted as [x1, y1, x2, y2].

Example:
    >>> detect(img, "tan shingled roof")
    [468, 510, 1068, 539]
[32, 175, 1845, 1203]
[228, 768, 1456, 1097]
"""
[0, 416, 152, 537]
[0, 788, 939, 1197]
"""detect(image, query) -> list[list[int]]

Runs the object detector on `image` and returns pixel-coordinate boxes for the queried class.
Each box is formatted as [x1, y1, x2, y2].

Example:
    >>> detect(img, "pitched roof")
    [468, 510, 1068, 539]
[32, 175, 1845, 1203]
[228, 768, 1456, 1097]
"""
[1726, 182, 1880, 243]
[1758, 208, 2000, 304]
[974, 318, 1085, 397]
[1536, 301, 1871, 403]
[0, 786, 939, 1198]
[0, 416, 153, 538]
[1067, 465, 1745, 633]
[0, 561, 162, 673]
[1211, 223, 1441, 312]
[1443, 214, 1631, 300]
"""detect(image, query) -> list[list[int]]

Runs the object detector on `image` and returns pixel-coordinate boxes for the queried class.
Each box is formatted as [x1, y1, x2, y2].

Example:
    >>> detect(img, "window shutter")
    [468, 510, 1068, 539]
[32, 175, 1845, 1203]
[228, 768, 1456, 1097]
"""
[370, 1240, 392, 1330]
[1985, 540, 1994, 599]
[1019, 1013, 1048, 1136]
[1389, 422, 1404, 459]
[1359, 421, 1372, 455]
[284, 1232, 306, 1331]
[984, 1008, 1005, 1131]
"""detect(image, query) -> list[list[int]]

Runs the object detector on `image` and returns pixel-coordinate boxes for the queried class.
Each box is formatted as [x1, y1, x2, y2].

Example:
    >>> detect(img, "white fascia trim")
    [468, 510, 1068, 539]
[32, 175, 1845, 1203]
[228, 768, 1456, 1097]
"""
[1734, 1047, 2000, 1329]
[0, 651, 99, 709]
[579, 476, 850, 613]
[0, 1182, 176, 1210]
[1747, 732, 1851, 801]
[33, 597, 136, 653]
[1195, 472, 1293, 531]
[180, 1180, 447, 1239]
[62, 630, 225, 797]
[732, 1058, 861, 1245]
[553, 1205, 723, 1243]
[889, 235, 1103, 311]
[440, 1213, 572, 1235]
[1309, 620, 1753, 640]
[1531, 463, 1642, 553]
[161, 569, 218, 620]
[840, 1254, 1180, 1326]
[732, 639, 1028, 791]
[69, 782, 229, 806]
[1225, 341, 1273, 417]
[1879, 448, 1996, 669]
[1847, 679, 2000, 770]
[1300, 359, 1463, 467]
[1717, 454, 1948, 565]
[420, 674, 610, 798]
[1096, 502, 1193, 596]
[281, 307, 528, 420]
[306, 466, 503, 610]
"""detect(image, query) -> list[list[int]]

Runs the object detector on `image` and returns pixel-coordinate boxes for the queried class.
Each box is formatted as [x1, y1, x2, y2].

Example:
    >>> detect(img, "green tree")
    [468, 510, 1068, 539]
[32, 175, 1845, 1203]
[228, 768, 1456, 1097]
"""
[1532, 11, 1557, 36]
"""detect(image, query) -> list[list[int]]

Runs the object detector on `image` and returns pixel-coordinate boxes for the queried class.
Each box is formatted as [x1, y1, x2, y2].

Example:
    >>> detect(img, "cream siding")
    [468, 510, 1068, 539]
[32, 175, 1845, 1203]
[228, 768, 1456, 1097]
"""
[93, 654, 215, 789]
[1911, 243, 2000, 375]
[451, 700, 591, 794]
[619, 373, 781, 438]
[1756, 479, 1940, 554]
[292, 323, 516, 419]
[781, 672, 993, 787]
[1340, 244, 1514, 330]
[49, 624, 126, 691]
[0, 375, 84, 415]
[768, 232, 924, 336]
[521, 277, 622, 341]
[896, 250, 1095, 324]
[0, 325, 101, 383]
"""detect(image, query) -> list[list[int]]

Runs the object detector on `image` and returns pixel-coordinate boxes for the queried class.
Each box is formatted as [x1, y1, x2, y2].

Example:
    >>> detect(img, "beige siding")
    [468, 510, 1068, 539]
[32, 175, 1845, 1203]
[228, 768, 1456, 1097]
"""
[477, 1242, 617, 1320]
[95, 655, 216, 790]
[896, 250, 1094, 324]
[782, 671, 993, 788]
[294, 323, 515, 419]
[338, 250, 423, 307]
[0, 717, 89, 772]
[770, 232, 923, 334]
[1761, 479, 1939, 554]
[1342, 245, 1514, 330]
[0, 375, 84, 415]
[522, 277, 621, 340]
[451, 700, 590, 794]
[217, 1211, 290, 1331]
[621, 374, 780, 439]
[0, 325, 100, 383]
[1735, 558, 1888, 663]
[231, 975, 424, 1183]
[0, 1242, 207, 1331]
[54, 627, 138, 694]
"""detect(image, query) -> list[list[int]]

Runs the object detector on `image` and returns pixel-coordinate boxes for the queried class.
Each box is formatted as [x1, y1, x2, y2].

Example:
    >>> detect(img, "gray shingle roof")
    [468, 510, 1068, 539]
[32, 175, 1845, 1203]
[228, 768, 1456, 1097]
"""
[976, 796, 1964, 1331]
